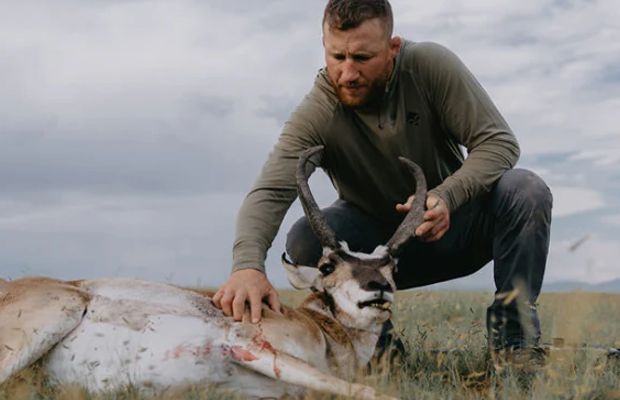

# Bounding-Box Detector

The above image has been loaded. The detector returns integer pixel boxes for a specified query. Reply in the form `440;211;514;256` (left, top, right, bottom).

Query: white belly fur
43;279;291;398
46;314;233;391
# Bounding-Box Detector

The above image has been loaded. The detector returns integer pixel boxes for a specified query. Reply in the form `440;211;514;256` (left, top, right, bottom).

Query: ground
2;290;620;400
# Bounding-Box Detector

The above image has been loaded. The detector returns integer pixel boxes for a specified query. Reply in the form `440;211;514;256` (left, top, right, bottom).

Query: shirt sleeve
231;92;327;274
413;42;520;212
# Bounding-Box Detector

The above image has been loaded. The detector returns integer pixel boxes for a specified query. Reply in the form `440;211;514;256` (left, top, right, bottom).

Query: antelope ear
281;253;324;291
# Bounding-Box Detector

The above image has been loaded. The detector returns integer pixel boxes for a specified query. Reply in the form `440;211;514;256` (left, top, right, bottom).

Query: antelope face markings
320;245;396;330
294;145;426;333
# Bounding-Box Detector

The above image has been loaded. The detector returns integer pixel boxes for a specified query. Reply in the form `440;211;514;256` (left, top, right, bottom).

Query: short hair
322;0;394;38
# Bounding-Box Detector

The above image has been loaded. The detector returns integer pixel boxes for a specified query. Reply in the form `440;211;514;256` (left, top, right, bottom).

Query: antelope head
283;145;427;331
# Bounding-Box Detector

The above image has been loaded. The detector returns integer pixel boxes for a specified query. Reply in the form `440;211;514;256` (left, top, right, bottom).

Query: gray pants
286;169;553;350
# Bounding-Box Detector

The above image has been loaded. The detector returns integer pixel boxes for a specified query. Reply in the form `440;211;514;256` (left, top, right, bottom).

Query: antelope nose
366;279;392;293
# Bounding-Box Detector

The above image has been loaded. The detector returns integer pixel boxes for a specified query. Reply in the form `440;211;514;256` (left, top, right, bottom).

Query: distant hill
542;279;620;293
417;277;620;294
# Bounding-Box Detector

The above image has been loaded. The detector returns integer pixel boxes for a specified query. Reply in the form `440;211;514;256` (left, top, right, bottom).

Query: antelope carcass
0;146;427;400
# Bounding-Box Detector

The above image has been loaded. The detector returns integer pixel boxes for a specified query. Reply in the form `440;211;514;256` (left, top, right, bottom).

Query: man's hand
396;192;450;242
212;269;282;323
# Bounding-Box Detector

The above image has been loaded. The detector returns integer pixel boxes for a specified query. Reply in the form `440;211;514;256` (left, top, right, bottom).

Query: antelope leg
0;278;88;384
228;342;401;400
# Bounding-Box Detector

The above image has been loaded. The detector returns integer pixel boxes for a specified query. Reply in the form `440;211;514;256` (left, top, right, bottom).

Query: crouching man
213;0;553;370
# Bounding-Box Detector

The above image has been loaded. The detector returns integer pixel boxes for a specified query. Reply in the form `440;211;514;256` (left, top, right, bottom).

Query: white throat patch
330;281;389;331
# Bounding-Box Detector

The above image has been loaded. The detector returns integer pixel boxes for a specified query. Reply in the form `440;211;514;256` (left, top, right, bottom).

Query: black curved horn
296;146;339;250
386;157;428;256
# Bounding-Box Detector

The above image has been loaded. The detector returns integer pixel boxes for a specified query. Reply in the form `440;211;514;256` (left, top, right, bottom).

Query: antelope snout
365;278;392;294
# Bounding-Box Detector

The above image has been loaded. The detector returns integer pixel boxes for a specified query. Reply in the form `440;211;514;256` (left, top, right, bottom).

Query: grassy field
2;289;620;400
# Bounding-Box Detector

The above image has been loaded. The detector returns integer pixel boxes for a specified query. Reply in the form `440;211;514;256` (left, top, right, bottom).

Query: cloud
547;237;620;284
570;150;620;167
0;0;618;289
0;192;243;285
550;187;606;218
606;215;620;227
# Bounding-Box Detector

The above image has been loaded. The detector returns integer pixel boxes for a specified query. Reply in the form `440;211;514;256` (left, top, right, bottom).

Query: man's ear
281;253;324;291
390;36;402;58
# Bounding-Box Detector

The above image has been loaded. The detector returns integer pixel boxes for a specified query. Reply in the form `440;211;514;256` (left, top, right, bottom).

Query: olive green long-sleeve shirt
232;40;520;273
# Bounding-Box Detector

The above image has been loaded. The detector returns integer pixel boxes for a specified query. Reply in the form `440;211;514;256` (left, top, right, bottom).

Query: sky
0;0;619;291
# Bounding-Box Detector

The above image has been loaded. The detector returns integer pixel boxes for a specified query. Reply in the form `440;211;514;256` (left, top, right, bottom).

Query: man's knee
285;216;322;267
493;169;553;213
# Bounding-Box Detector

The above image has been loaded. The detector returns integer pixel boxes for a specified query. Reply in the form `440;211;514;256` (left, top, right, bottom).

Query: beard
330;68;391;110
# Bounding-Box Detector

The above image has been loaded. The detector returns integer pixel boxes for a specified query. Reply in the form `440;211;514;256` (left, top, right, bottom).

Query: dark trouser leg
395;169;552;351
486;169;553;350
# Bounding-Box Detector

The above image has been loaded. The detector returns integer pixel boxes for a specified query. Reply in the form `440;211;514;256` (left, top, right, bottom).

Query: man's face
323;18;401;109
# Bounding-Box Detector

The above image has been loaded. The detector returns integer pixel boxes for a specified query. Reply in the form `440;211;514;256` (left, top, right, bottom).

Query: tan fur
184;287;335;363
0;277;89;383
298;293;354;350
186;285;358;369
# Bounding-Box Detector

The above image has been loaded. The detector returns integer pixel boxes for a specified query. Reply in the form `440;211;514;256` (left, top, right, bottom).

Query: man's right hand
212;269;282;324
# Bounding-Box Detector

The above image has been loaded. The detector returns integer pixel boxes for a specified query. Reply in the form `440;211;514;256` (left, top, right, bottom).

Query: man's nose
341;59;360;82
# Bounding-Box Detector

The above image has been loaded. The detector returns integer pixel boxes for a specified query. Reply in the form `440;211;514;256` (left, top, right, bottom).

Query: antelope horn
296;146;339;250
386;157;428;256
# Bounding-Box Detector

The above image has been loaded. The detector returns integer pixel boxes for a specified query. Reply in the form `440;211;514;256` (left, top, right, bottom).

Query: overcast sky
0;0;619;290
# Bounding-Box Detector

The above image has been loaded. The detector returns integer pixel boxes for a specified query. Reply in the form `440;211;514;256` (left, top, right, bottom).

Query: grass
3;290;620;399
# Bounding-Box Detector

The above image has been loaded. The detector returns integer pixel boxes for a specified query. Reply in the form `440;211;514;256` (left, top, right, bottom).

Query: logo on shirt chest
407;112;420;126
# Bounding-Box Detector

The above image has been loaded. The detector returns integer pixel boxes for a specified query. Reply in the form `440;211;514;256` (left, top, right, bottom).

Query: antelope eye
319;263;335;276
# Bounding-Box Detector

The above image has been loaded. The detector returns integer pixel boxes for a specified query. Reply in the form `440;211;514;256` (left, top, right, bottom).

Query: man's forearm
429;132;520;212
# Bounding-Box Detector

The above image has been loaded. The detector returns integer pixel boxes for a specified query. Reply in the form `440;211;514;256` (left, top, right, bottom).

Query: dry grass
2;290;620;399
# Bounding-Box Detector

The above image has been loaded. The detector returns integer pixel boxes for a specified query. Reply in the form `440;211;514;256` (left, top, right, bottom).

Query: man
213;0;553;367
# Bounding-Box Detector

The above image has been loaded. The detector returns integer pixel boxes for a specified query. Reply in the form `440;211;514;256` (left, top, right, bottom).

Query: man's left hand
415;193;450;242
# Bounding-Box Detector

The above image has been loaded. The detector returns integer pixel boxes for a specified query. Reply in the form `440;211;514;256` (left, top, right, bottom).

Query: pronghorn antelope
0;146;427;400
